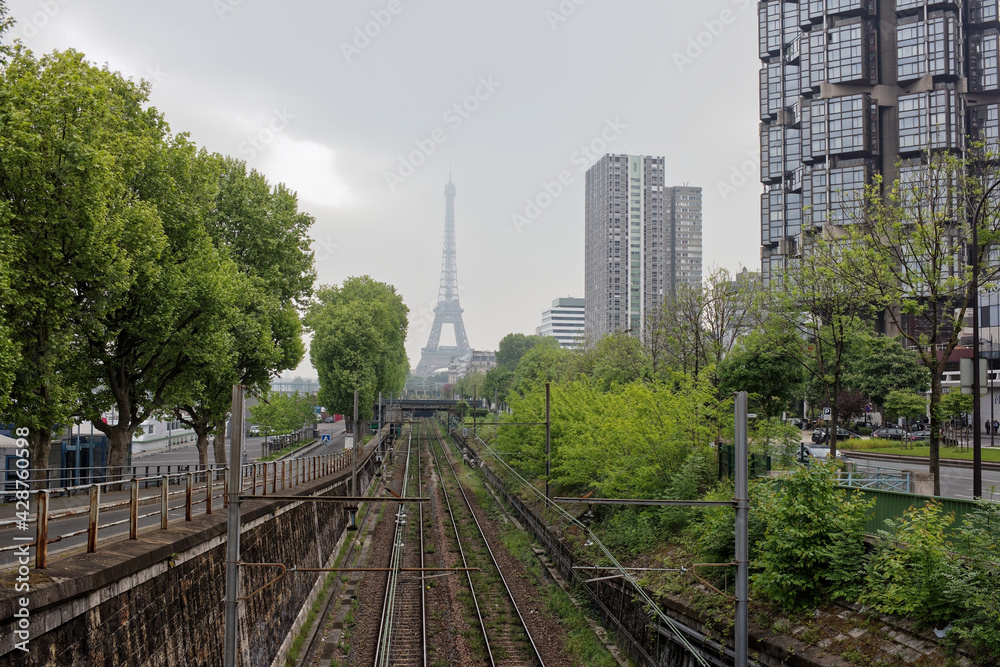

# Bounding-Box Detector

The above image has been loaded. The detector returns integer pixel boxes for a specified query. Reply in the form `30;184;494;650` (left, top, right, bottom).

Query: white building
536;297;585;349
585;154;702;339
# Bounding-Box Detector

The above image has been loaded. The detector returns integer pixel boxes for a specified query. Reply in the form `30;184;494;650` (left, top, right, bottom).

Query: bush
751;462;872;609
861;500;957;626
658;448;717;533
946;500;1000;662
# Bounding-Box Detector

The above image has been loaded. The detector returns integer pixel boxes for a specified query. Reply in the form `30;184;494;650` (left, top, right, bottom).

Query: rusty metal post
272;462;276;494
161;476;169;529
130;479;139;539
223;469;229;508
206;470;213;515
88;485;100;552
185;472;193;522
312;456;316;480
35;490;49;569
251;463;257;496
262;463;268;497
281;461;285;491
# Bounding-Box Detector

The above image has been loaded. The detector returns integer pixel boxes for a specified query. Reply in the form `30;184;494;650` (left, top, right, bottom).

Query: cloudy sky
6;0;761;375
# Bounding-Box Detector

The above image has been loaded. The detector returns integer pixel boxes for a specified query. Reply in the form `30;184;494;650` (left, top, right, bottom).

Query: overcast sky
7;0;761;376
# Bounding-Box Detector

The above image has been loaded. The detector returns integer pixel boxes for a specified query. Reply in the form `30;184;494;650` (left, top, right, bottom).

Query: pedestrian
987;420;991;435
994;419;998;434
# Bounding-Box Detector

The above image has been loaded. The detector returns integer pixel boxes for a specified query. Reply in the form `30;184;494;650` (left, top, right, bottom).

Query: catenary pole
224;385;245;667
734;391;749;667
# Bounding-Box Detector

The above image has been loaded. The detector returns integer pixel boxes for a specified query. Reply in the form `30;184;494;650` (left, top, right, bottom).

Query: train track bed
333;420;582;666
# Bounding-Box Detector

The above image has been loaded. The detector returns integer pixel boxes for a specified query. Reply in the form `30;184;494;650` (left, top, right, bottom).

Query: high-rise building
584;154;702;340
758;0;998;282
536;297;586;349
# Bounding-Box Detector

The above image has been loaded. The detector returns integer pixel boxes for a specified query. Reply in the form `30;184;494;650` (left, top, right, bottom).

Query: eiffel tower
415;175;472;376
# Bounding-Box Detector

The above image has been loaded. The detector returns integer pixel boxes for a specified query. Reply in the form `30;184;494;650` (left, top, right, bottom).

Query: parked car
787;417;810;429
907;428;934;441
799;444;852;464
872;427;906;440
811;427;860;444
324;416;334;423
248;425;260;437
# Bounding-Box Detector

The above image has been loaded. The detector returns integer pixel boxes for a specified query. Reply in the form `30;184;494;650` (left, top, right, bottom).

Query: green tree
482;366;514;406
717;328;802;420
882;389;927;424
511;338;573;392
0;48;182;477
939;389;974;423
170;157;313;465
249;391;315;442
308;276;409;430
575;331;649;389
495;333;551;371
841;331;929;408
843;149;1000;494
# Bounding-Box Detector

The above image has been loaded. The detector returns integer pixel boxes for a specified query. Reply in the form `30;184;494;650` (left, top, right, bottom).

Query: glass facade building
758;0;998;282
585;154;702;340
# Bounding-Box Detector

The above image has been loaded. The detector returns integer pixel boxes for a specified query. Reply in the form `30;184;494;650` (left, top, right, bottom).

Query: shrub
861;500;957;626
751;462;872;609
946;500;1000;662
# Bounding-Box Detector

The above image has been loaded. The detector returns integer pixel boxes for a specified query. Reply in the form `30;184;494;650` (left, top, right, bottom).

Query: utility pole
352;390;359;497
224;385;245;667
545;383;551;501
377;391;382;459
735;391;749;667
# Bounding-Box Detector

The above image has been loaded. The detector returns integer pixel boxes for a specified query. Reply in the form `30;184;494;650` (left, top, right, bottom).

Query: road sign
344;435;354;450
370;422;378;433
865;404;872;413
321;434;331;444
822;407;832;418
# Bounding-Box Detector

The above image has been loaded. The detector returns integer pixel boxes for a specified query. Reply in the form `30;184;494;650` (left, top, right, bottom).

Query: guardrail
1;452;352;569
837;468;911;493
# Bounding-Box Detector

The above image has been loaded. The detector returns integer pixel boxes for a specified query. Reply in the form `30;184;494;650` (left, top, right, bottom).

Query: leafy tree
482;366;514;406
0;48;182;478
309;276;409;431
752;462;873;609
575;331;649;389
702;266;763;363
717;328;802;420
843;149;1000;494
765;236;872;459
510;338;573;392
248;391;315;441
841;331;929;408
495;333;551;371
452;371;486;401
947;499;1000;661
170;157;312;465
882;389;927;424
940;389;974;423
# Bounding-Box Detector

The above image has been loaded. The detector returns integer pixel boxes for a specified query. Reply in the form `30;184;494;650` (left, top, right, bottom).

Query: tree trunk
929;374;942;496
212;420;227;466
28;429;51;491
193;422;211;467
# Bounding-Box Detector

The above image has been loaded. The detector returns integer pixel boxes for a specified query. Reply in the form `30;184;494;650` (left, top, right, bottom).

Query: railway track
374;426;427;666
427;421;545;667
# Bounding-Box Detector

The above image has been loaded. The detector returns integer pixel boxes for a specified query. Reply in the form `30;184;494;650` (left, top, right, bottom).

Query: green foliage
861;501;957;625
510;340;574;392
656;448;717;533
452;371;485;400
495;333;552;371
308;276;409;421
575;332;649;390
947;499;1000;661
693;479;770;569
752;463;873;609
482;366;513;404
842;332;929;406
593;506;661;560
249;391;315;437
939;389;974;420
750;419;802;469
883;389;927;422
718;329;803;420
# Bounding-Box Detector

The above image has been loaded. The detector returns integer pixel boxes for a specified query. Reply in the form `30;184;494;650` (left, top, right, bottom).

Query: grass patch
843;442;1000;461
284;571;336;666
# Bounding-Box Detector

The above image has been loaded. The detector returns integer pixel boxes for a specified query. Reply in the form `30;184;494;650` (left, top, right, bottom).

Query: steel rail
433;422;545;667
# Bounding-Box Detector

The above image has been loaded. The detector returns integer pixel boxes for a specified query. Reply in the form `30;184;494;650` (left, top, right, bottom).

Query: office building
536;297;586;349
585;154;702;340
758;0;998;282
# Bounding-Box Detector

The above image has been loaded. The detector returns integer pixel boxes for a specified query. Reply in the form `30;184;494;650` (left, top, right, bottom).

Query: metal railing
837;468;911;493
0;451;352;569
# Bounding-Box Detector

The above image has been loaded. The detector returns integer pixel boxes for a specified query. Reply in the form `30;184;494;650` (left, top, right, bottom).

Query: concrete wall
0;445;382;666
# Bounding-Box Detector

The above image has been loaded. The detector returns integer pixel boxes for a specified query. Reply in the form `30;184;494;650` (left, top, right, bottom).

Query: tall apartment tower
585;154;703;340
758;0;999;282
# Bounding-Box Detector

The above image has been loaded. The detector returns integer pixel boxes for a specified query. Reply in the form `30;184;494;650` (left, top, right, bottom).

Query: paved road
847;456;1000;501
0;421;352;569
